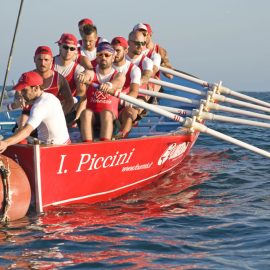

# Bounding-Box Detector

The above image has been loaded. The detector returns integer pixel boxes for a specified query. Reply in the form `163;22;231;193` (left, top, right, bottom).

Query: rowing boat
2;63;270;223
0;72;208;221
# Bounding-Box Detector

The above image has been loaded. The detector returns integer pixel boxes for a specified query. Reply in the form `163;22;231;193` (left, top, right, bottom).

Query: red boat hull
4;131;198;212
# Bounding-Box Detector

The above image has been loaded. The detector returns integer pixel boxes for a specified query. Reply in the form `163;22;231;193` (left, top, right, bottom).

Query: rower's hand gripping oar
113;91;270;158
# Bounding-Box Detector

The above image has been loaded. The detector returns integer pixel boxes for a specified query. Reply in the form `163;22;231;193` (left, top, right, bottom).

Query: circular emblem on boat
158;143;177;165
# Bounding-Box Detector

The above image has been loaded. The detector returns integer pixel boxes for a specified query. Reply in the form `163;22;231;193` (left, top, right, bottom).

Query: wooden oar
211;92;270;113
184;118;270;158
214;84;270;109
158;102;270;122
204;101;270;121
159;66;209;87
148;78;206;96
139;88;270;117
193;110;270;129
113;91;270;158
0;0;25;108
138;89;200;106
149;78;270;115
159;66;270;108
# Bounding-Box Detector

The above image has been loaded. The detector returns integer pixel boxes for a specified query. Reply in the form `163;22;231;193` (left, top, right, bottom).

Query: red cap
14;71;43;91
111;36;128;48
133;23;148;32
34;46;53;57
78;18;94;26
143;23;152;35
56;33;78;46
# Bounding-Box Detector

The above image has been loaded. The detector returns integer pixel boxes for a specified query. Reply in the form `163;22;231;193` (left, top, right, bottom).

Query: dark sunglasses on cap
130;40;146;47
97;52;112;58
62;44;77;51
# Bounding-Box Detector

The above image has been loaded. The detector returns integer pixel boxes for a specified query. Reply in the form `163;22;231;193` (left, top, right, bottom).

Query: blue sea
0;86;270;269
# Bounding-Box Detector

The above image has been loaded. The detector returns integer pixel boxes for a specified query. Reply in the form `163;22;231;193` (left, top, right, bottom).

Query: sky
0;0;269;92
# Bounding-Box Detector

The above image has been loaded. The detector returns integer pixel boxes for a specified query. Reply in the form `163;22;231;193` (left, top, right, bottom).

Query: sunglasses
97;53;112;58
62;45;76;51
130;40;146;47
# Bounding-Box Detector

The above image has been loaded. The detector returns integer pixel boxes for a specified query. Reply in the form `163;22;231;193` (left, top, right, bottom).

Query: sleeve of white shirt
27;104;47;130
142;57;154;72
130;65;141;85
151;52;161;69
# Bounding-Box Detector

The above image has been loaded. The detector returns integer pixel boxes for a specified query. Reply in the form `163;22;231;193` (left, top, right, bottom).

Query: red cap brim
13;82;27;91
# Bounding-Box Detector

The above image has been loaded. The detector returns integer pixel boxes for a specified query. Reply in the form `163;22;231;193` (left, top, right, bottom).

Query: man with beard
0;71;70;153
12;46;74;135
126;30;154;120
111;36;141;139
126;31;153;90
133;23;173;79
34;46;74;114
78;42;125;142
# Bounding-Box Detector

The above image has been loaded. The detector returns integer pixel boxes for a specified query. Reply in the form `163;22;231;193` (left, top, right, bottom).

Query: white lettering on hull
56;148;135;174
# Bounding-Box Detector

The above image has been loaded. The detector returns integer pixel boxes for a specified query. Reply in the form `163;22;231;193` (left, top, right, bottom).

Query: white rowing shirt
53;56;84;78
113;60;141;85
80;47;96;61
126;54;153;72
143;49;161;69
27;92;70;144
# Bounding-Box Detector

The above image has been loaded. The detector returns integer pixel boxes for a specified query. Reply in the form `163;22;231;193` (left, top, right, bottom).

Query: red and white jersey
113;60;141;94
86;66;120;118
126;54;153;73
143;48;161;69
53;55;84;96
43;70;60;97
78;46;96;61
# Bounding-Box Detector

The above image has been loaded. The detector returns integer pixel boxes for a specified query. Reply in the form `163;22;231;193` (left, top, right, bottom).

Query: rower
126;31;153;95
0;71;70;153
53;33;90;123
10;46;75;135
78;18;107;47
133;23;174;79
78;42;125;142
111;36;141;139
77;19;108;69
126;30;154;119
133;23;161;79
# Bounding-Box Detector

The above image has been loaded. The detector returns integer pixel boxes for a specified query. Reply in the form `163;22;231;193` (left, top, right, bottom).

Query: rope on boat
0;157;11;223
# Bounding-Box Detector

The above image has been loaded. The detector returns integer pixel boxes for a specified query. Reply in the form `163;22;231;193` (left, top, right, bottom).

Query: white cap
133;23;147;32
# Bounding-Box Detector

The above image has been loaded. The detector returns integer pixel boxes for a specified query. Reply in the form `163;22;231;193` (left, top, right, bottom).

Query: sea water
0;91;269;269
